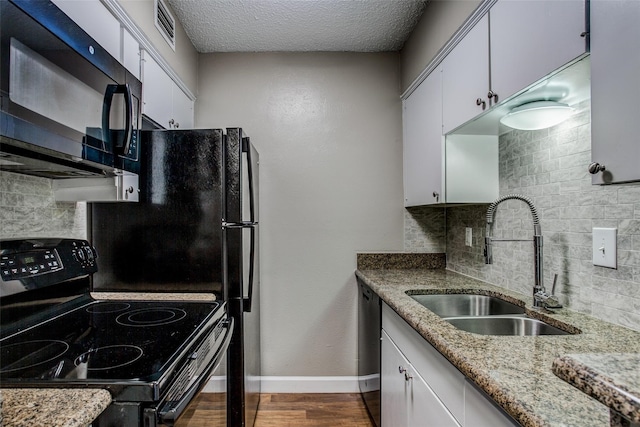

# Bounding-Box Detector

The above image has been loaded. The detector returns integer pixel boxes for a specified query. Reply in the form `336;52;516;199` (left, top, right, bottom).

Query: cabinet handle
432;192;439;202
487;90;498;101
476;98;486;109
588;162;606;174
398;366;406;374
404;371;413;381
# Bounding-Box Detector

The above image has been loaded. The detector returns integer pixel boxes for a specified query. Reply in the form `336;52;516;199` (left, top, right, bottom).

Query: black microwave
0;0;142;200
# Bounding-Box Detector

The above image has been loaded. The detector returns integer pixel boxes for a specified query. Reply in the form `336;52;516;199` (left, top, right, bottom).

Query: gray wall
0;171;86;240
409;100;640;332
195;52;405;377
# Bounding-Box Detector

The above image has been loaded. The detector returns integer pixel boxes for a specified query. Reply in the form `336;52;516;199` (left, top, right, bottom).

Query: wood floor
177;393;375;427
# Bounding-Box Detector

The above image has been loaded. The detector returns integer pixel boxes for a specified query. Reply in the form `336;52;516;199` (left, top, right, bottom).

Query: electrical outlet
465;227;473;247
592;227;617;268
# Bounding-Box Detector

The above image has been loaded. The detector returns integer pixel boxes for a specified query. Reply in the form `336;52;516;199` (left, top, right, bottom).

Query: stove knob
84;246;95;261
76;249;86;262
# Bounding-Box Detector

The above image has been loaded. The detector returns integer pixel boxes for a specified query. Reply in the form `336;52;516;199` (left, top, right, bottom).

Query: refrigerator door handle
221;222;257;312
222;221;258;229
242;137;256;224
244;225;256;312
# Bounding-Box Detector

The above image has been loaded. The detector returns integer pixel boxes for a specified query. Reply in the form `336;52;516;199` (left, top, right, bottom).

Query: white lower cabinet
382;303;518;427
382;330;460;426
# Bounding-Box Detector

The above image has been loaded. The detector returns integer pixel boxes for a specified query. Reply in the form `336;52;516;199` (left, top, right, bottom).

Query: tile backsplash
0;171;86;239
407;100;640;332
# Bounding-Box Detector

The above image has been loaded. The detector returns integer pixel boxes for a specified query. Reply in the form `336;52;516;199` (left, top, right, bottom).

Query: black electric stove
0;238;231;426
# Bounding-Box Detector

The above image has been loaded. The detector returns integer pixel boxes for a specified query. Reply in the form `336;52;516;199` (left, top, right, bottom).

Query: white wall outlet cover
592;227;617;269
465;227;473;247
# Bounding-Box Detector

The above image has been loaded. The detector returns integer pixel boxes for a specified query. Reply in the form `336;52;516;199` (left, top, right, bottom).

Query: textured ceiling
166;0;428;53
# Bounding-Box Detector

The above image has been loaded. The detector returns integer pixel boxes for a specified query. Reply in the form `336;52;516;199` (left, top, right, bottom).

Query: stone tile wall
443;100;640;332
404;205;446;252
0;171;86;239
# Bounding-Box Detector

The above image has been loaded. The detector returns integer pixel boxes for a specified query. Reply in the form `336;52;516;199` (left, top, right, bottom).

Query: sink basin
409;293;525;317
445;316;571;336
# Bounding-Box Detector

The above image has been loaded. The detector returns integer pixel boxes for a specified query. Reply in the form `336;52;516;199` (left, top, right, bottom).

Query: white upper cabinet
489;0;587;104
51;0;121;61
404;66;498;206
441;0;587;134
442;15;489;135
142;52;194;129
122;28;141;80
590;0;640;184
142;53;173;128
403;68;443;207
172;84;195;129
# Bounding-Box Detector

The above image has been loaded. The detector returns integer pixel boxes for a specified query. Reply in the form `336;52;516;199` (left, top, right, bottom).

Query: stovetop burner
86;302;130;314
0;340;69;373
75;345;144;370
0;299;221;382
116;307;187;327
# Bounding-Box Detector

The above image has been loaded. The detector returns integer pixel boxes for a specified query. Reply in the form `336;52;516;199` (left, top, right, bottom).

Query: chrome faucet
484;194;561;309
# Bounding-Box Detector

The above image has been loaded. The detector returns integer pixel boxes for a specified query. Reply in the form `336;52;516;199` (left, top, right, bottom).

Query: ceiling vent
154;0;176;51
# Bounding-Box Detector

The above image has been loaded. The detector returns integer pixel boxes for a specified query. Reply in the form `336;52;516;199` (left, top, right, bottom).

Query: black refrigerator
89;127;260;427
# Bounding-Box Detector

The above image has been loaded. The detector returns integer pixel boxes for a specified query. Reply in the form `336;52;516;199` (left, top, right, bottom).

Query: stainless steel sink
445;316;571;336
408;293;573;336
409;293;525;317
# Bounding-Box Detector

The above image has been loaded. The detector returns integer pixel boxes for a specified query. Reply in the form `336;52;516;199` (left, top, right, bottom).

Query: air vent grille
154;0;176;51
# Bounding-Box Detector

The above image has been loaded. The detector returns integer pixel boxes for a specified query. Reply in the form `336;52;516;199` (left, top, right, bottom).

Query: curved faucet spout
483;194;545;307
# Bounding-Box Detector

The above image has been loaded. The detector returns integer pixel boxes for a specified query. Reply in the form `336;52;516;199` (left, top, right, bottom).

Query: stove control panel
0;239;98;283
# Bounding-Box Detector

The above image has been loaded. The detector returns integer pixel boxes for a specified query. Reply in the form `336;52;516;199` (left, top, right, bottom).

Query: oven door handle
156;317;234;426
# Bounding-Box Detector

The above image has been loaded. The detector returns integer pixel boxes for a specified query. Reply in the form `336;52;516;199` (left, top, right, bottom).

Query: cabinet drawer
382;303;465;423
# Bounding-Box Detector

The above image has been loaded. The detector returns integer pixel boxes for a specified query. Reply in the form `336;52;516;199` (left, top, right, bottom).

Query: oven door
148;317;233;427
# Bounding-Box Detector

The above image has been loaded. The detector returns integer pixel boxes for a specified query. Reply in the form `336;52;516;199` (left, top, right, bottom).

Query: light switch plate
592;227;617;269
465;227;472;247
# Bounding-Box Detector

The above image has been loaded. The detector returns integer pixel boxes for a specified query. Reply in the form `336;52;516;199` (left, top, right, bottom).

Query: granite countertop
0;388;111;427
90;292;216;301
552;353;640;424
1;292;216;427
356;267;640;427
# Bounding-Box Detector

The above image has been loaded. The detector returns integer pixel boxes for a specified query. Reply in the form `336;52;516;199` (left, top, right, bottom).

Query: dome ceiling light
500;100;575;131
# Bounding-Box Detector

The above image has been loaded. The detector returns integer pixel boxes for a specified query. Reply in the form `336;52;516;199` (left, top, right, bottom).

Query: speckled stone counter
0;388;111;427
552;354;640;426
90;292;216;301
356;268;640;427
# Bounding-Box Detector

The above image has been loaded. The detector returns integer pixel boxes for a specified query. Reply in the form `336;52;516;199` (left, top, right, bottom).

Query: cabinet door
490;0;587;103
123;28;140;80
590;0;640;184
408;366;461;427
442;14;489;134
51;0;121;61
142;53;173;129
172;84;195;129
382;331;409;427
382;304;465;423
403;69;443;206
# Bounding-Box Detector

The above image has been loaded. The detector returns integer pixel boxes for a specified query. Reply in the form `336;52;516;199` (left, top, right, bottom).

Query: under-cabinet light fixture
500;101;575;130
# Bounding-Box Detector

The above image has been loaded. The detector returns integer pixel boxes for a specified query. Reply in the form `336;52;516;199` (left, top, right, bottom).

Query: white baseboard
203;376;360;394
